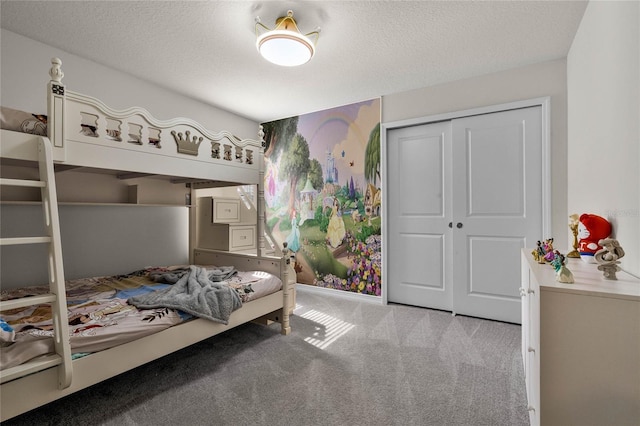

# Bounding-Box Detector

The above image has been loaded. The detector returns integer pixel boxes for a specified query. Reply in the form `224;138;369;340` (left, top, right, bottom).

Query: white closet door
387;121;453;311
451;106;543;323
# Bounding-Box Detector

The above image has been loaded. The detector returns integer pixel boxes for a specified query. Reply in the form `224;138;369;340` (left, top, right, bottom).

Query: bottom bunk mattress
0;265;282;370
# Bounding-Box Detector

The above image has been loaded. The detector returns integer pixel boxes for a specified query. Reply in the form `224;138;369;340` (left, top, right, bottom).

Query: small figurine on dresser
550;250;575;283
532;240;544;263
543;238;556;262
532;238;555;263
594;238;625;280
578;214;611;263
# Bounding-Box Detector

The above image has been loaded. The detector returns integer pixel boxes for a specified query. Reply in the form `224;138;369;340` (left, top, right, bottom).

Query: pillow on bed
0;106;47;136
80;124;98;137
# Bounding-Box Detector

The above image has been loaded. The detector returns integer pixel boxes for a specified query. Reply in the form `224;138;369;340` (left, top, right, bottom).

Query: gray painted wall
1;204;189;288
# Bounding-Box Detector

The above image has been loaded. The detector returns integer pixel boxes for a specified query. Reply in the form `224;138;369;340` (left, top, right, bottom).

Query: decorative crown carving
172;130;203;156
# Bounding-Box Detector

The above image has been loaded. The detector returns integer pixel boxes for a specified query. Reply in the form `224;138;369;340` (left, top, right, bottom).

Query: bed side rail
0;137;72;388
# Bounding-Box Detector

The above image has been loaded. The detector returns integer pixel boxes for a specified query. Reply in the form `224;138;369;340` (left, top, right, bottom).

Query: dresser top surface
523;249;640;300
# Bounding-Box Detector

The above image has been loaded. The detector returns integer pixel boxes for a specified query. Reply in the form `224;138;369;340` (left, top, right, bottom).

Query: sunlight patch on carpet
299;308;355;350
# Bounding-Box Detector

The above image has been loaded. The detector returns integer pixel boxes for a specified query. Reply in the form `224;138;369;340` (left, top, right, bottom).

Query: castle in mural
262;99;381;296
325;149;339;185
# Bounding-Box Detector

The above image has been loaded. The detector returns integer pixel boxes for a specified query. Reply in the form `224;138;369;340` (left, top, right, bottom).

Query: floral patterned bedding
0;266;282;370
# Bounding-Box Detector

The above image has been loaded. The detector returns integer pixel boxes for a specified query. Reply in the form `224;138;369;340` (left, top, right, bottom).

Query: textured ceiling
0;1;587;123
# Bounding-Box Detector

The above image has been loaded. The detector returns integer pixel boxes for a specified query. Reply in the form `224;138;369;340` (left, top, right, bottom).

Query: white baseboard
295;283;383;305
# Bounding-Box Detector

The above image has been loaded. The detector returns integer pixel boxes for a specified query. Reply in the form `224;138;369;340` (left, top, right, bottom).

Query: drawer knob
528;346;536;353
527;405;536;412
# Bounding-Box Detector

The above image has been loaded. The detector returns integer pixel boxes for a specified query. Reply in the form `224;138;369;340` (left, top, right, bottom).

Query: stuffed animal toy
578;213;611;263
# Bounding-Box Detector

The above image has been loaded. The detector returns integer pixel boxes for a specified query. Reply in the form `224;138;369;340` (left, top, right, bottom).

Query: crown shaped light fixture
255;10;320;67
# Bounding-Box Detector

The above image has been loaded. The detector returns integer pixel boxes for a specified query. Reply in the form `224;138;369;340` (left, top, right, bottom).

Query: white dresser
520;249;640;426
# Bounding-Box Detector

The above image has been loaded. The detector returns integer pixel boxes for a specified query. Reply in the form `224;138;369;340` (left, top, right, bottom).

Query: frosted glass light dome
257;30;315;67
255;10;319;67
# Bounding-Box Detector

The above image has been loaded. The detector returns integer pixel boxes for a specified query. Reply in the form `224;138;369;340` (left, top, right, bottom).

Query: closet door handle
456;222;463;229
448;222;453;228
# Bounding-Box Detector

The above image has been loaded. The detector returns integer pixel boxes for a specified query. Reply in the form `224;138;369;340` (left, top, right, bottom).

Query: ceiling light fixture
255;10;320;67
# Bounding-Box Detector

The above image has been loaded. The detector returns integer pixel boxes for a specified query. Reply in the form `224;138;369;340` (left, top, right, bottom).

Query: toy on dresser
594;238;625;280
531;242;575;283
550;250;575;283
532;238;555;264
578;214;611;263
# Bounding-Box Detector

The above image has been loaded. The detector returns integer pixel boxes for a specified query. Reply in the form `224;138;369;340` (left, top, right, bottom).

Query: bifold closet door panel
450;106;543;323
387;121;453;311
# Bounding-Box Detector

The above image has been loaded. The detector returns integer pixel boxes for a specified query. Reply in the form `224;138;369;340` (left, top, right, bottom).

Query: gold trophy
567;214;580;258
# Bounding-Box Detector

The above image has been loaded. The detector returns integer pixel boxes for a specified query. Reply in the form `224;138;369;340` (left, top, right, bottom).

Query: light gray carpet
3;288;529;426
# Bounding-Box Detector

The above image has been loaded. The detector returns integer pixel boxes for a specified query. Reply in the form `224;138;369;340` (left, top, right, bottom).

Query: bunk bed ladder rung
0;294;57;311
0;354;63;384
0;236;52;246
0;138;73;388
0;177;47;188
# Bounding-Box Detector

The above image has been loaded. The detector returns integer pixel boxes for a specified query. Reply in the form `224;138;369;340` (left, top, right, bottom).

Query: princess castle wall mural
262;98;381;296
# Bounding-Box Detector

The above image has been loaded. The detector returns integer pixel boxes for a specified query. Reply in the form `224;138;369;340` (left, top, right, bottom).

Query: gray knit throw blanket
128;266;242;324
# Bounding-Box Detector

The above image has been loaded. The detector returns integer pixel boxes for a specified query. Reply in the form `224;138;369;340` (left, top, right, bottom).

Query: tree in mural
364;122;381;185
307;158;324;191
262;116;299;161
279;133;310;214
349;176;356;200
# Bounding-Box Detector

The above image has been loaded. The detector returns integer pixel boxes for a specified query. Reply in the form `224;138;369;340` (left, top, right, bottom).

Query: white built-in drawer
229;226;255;251
212;198;240;223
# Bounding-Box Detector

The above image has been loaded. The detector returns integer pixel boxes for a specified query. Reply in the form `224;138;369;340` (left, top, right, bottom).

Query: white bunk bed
0;58;293;421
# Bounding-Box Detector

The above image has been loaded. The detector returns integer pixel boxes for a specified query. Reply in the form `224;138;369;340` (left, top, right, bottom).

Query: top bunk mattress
0;265;282;370
0;106;48;136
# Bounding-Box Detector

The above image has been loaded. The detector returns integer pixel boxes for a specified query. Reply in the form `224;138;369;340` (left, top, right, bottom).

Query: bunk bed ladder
0;137;72;388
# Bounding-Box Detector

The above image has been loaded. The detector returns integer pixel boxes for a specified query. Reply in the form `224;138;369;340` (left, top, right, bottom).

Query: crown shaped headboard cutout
172;130;203;156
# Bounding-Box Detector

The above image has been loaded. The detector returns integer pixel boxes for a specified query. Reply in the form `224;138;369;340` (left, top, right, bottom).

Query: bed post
280;242;291;335
257;125;266;258
47;58;66;162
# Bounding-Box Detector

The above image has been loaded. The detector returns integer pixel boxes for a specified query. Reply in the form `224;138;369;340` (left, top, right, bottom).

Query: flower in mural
314;232;381;296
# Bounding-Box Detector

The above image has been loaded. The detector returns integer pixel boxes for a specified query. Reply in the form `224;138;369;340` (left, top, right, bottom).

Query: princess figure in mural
285;209;301;253
263;164;277;208
327;197;346;248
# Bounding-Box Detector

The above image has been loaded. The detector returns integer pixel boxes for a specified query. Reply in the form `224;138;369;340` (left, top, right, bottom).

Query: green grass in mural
297;213;382;243
294;214;381;281
279;219;292;232
300;243;348;279
266;216;279;231
266;201;381;283
298;220;325;243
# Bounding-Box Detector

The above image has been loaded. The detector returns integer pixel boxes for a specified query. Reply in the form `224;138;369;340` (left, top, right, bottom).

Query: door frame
381;97;551;305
